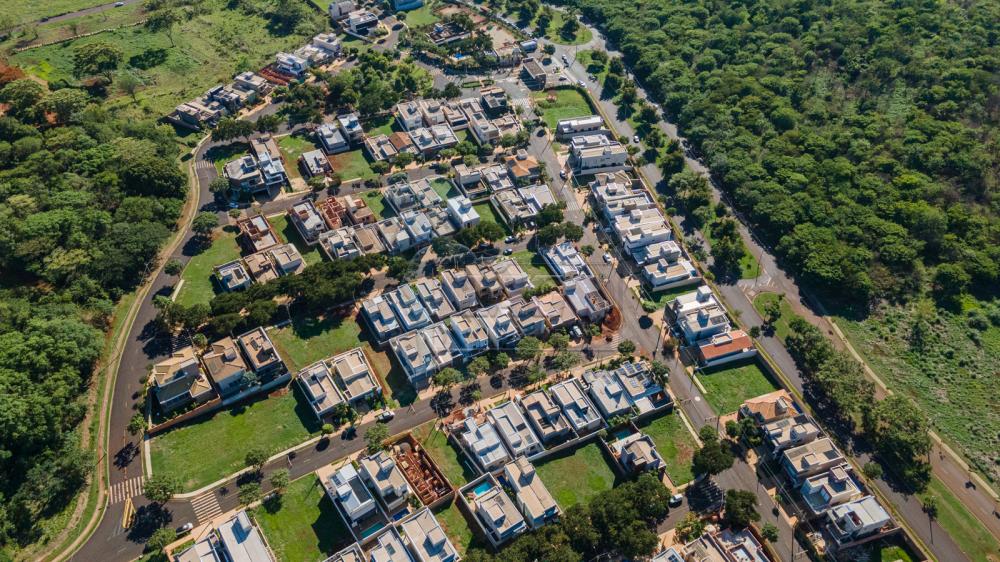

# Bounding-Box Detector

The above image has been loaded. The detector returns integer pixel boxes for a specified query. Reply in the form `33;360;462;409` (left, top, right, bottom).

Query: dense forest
0;75;186;550
558;0;999;306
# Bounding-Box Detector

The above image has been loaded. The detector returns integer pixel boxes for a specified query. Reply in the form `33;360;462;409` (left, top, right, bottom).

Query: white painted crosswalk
108;476;145;504
191;492;222;523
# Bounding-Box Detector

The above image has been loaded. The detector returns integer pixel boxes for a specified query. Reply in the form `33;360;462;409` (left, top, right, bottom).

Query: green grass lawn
174;227;242;307
268;214;324;266
330;149;377;181
697;359;779;415
752;292;796;341
868;542;915;562
402;1;442;27
206;143;250;176
535;442;619;509
431;177;460;199
924;476;1000;562
268;313;367;373
512;250;557;288
362;189;392;219
2;2;147;50
8;0;109;25
472;202;509;233
638;411;697;485
544;11;593;46
150;388;319;491
412;421;477;487
12;0;322;116
366;114;397;137
532;88;596;129
646;283;703;307
575;50;609;86
252;476;353;562
432;499;480;555
277;133;320;181
703;219;760;280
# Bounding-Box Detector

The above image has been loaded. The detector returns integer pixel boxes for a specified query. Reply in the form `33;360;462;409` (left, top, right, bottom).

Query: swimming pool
360;522;385;539
471;481;494;497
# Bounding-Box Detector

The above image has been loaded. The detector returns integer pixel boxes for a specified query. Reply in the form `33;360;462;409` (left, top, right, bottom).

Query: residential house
237;215;279;254
520;58;547;89
481;164;515;193
331;348;381;404
781;438;846;485
389;331;435;388
491;258;533;297
519;390;571;445
446;196;480;228
363;294;402;344
464;474;527;547
676;302;730;345
386;285;433;333
612;208;671;255
696;330;757;368
569;135;628;175
739;389;796;425
466;264;503;303
556;115;606;139
202;337;249;398
364;134;399;162
325;544;364;562
489;402;543;458
399;508;458;562
390;132;418;157
318;123;350;154
533;291;577;333
604;192;657;223
329;0;356;20
518;184;556;215
244;251;278;283
424;206;456;238
632;240;681;267
175;510;275;562
469;112;500;146
408;124;458;156
504;151;541;185
171;98;226;131
338;113;365;143
344;10;379;36
318;196;347;230
268;243;305;276
684;529;769;562
563;276;610;322
324;464;377;525
491;189;530;226
825;496;891;546
480;86;508;115
448;309;489;358
762;414;821;458
643;258;699;292
583;368;632;419
275;52;309;77
369;528;414;562
400;210;433;246
216;260;252;292
298;361;346;420
311;32;343;58
289;200;327;245
386;180;442;214
151;347;215;413
414;278;456;321
376;217;414;254
440;269;479;311
454;164;487;197
418;99;447;126
503;457;559;529
233;71;268;95
224;155;264;193
360;451;410;513
588;171;635;209
427;21;471;45
613;360;664;414
343;194;376;225
611;432;664;474
476;301;521;348
541;241;591;281
801;464;862;516
549;379;603;435
353;224;386;255
460;418;511;473
250;135;281;160
419;322;459;374
320;227;362;260
509;297;547;338
300;148;332;178
395;101;424;131
237;327;284;378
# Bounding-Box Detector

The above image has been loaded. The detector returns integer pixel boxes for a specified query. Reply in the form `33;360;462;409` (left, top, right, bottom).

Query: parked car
669;494;684;507
177;522;194;534
559;169;567;179
589;74;597;81
577;80;586;87
376;410;395;422
504;235;516;243
570;325;583;340
114;1;125;6
603;252;613;264
632;135;640;144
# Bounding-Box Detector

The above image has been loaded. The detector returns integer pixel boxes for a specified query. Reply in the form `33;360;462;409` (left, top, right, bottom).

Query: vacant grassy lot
12;0;323;116
473;202;508;232
836;298;1000;485
535;441;618;508
277;133;319;180
412;421;477;487
9;0;108;25
2;2;147;50
252;476;353;562
431;177;459;199
366;114;397;137
268;213;324;266
752;292;796;341
698;360;778;415
544;10;593;46
150;388;318;491
638;411;697;486
268;313;366;373
361;189;391;219
512;250;556;288
402;1;442;27
330;150;377;181
532;88;594;130
207;143;250;175
174;227;242;307
432;499;480;555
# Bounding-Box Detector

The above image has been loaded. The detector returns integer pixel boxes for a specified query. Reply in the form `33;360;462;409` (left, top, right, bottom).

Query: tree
147;527;177;552
763;295;783;325
492;352;510;370
269;469;290;493
617;340;636;355
538;204;564;227
127;413;147;436
675;512;705;542
692;429;734;477
143;474;180;504
535;223;564;246
192;212;219;238
209;177;230;197
516;336;543;363
467;356;491;378
862;462;884;480
560;11;580;38
366;422;390;454
864;394;931;490
549;333;570;351
562;222;584;242
145;9;181;47
477;221;505;242
0;79;45;119
650;361;669;386
641;300;658;314
723;489;759;528
321;423;335;436
245;446;270;472
42;88;89;123
551;350;579;373
386;256;415;282
761;522;779;542
433;367;463;389
164;259;184;276
442;82;462;99
255;114;283;134
238;482;262;506
72;42;123;80
932;264;970;307
212;118;256;142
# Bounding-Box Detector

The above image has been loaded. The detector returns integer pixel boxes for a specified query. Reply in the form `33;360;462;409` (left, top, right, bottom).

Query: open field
366;114;397;137
412;421;477;487
532;87;594;130
268;313;366;373
12;0;322;116
277;133;319;180
330;150;377;181
638;411;697;485
150;388;318;491
544;10;592;46
703;220;760;280
8;0;110;25
534;441;618;508
697;360;779;415
431;177;459;199
512;250;556;288
402;1;442;28
2;2;147;50
361;189;391;219
174;227;241;307
924;475;1000;562
252;475;353;562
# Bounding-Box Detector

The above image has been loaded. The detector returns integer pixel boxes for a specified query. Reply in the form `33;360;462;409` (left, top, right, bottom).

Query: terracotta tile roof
697;329;753;361
742;388;795;422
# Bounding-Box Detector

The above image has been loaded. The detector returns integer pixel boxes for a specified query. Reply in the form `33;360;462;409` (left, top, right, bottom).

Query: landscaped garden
329;150;377;181
532;87;595;130
637;411;697;485
252;475;353;562
534;441;618;508
544;10;593;46
174;227;242;307
697;359;779;415
150;387;318;492
412;421;477;487
646;282;702;307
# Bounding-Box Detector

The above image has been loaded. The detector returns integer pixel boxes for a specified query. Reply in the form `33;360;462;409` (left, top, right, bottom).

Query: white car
632;135;640;144
376;410;395;423
577;80;586;87
603;253;613;264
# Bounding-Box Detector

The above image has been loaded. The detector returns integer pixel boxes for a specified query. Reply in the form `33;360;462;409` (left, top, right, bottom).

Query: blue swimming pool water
360;522;385;539
472;481;493;496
